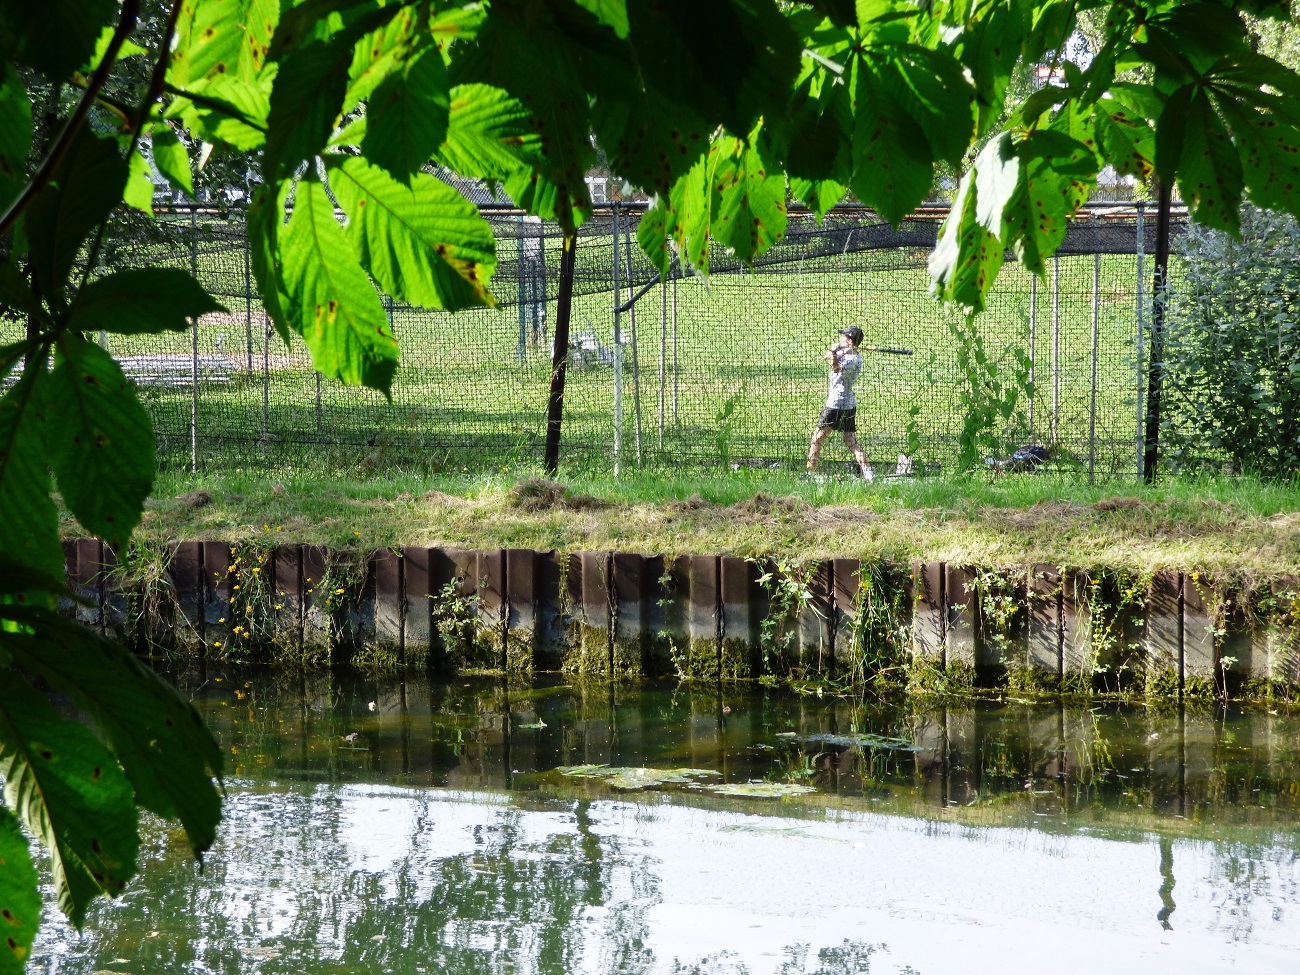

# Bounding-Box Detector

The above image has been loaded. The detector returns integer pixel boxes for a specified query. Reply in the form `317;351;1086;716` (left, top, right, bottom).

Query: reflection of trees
37;788;660;975
78;669;1299;972
671;940;887;975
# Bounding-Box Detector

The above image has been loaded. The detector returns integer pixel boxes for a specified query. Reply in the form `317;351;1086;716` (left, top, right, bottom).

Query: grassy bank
90;468;1300;578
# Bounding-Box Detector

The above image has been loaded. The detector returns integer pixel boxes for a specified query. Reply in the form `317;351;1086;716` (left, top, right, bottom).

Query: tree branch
0;0;142;236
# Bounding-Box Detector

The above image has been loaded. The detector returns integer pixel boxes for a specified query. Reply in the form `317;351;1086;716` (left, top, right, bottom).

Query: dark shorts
817;407;857;432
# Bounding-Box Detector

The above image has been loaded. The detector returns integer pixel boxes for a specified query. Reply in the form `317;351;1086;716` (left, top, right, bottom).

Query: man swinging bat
807;326;874;482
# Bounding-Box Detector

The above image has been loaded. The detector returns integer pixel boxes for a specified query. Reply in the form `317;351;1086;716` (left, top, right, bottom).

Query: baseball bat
860;346;913;355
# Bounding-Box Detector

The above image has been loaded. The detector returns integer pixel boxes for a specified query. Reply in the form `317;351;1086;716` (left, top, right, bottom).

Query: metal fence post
1028;274;1037;433
622;214;643;466
243;209;253;373
1088;248;1100;483
672;266;679;427
612;203;624;477
517;216;527;363
1135;201;1146;476
190;207;199;472
1051;252;1061;446
261;320;270;441
659;269;666;449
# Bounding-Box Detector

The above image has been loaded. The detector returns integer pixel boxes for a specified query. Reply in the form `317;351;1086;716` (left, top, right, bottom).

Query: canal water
34;672;1300;974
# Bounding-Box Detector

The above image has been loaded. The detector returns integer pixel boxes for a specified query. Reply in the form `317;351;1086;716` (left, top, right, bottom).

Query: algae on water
776;731;924;752
705;782;818;798
556;765;721;790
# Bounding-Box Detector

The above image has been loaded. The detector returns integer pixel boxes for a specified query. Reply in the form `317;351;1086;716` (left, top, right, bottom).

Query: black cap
839;326;864;345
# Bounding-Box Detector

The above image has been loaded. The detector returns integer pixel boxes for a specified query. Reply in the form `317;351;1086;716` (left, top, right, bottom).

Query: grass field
19;211;1159;479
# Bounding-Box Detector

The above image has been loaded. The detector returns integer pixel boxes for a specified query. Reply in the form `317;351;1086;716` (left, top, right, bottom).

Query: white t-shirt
825;349;862;409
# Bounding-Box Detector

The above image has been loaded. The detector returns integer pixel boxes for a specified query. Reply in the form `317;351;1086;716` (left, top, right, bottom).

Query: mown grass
98;467;1300;579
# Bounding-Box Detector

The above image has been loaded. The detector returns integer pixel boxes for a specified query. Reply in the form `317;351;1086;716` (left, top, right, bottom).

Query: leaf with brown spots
169;0;280;88
849;60;934;227
711;128;787;265
1176;89;1243;234
329;156;496;311
3;618;223;860
0;673;139;928
0;807;39;975
279;176;399;395
929;167;1003;315
46;335;153;551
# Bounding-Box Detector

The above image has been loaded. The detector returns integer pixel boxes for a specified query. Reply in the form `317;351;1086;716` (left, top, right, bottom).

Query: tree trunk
543;232;578;476
1142;181;1172;483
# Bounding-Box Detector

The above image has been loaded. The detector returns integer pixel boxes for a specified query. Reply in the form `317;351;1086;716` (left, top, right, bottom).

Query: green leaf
929;169;1003;314
70;269;226;335
123;150;155;216
47;335;154;550
264;4;403;180
789;177;846;219
247;179;294;345
280;177;399;394
343;2;424;112
328;157;495;311
590;67;711;197
0;265;38;319
23;130;128;303
150;128;194;197
668;147;716;274
4;617;223;858
169;0;279;88
711;133;787;264
263;39;351;181
572;0;629;37
0;359;59;580
437;83;546;180
1000;132;1087;275
0;806;39;974
972;131;1020;233
1095;97;1156;179
165;74;271;153
620;0;800;141
79;24;146;73
361;46;450;180
0;65;32;213
1178;90;1243;233
0;673;139;927
0;0;118;81
1225;102;1300;216
849;62;933;226
783;78;852;185
453;9;594;229
637;199;672;277
881;47;975;166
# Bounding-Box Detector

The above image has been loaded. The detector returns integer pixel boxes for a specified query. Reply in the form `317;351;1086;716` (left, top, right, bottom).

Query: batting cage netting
31;201;1189;479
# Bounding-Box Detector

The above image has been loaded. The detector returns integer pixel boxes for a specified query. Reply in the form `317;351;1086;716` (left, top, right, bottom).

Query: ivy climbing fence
35;201;1189;479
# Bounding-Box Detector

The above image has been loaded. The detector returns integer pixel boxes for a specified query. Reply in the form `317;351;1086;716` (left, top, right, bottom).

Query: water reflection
31;673;1300;975
186;672;1300;832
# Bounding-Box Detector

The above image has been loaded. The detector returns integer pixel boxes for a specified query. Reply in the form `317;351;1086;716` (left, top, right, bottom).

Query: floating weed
792;732;925;752
555;765;721;790
704;782;818;798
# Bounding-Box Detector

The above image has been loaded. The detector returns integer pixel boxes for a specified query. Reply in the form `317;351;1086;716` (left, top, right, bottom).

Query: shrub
1162;206;1300;477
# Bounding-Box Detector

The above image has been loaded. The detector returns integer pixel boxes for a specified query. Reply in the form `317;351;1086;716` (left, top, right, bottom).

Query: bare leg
807;426;832;470
843;432;871;477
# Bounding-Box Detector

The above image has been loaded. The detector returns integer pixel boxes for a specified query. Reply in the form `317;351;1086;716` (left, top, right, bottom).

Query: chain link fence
23;202;1190;478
